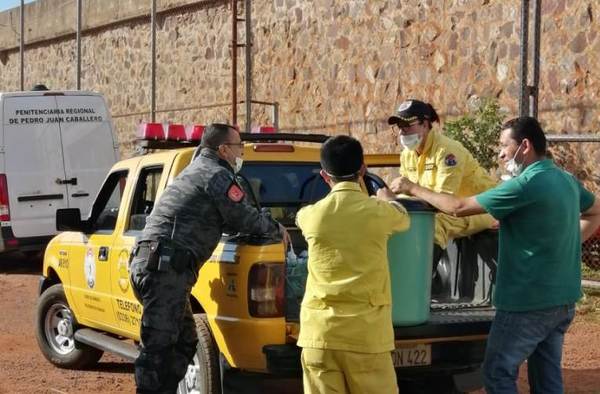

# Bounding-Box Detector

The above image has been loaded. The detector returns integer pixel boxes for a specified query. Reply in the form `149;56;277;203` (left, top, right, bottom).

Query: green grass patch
582;264;600;281
575;290;600;323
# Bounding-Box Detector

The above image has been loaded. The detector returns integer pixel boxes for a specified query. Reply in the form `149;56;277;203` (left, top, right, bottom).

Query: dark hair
424;103;440;123
201;123;237;150
501;116;546;155
418;103;440;130
320;135;364;182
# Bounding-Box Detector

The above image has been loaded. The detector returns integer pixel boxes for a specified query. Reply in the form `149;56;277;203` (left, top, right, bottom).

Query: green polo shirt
475;159;595;311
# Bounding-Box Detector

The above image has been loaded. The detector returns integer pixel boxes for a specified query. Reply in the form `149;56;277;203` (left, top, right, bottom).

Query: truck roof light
188;125;205;142
253;144;294;152
251;125;277;134
166;124;186;141
138;123;165;140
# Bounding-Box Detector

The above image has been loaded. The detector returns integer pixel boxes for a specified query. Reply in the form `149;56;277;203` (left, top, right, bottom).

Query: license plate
392;344;431;367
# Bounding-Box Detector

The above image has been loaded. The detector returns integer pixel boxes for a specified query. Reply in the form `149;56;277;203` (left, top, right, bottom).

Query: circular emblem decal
118;249;130;292
84;248;96;289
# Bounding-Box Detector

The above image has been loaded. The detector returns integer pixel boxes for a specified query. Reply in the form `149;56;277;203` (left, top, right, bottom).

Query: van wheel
35;284;103;369
178;314;221;394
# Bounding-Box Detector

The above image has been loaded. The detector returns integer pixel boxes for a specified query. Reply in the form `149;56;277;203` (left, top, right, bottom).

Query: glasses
222;142;244;148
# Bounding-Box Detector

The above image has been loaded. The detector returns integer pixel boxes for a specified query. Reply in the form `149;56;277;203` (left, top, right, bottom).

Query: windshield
239;163;329;205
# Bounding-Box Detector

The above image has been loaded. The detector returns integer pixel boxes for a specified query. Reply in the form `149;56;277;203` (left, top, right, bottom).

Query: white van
0;89;119;255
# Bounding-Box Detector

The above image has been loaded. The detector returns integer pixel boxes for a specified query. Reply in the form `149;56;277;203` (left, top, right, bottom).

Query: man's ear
522;138;533;155
358;164;367;177
216;144;227;160
319;169;333;188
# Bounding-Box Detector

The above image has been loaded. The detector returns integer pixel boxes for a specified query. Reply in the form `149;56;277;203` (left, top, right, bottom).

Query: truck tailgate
394;306;495;340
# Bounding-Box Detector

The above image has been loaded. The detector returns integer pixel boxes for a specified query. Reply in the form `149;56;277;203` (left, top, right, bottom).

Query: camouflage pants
130;253;199;394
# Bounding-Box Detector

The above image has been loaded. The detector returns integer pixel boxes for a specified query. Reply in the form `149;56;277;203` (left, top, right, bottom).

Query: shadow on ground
0;251;43;275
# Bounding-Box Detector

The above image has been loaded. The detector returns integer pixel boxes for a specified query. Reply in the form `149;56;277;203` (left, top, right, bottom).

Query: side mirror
56;208;87;232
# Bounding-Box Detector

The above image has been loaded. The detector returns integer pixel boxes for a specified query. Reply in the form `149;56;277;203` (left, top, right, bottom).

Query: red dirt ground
0;256;598;393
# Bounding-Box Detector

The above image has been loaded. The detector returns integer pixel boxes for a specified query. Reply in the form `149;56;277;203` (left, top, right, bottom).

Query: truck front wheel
35;284;103;369
178;314;221;394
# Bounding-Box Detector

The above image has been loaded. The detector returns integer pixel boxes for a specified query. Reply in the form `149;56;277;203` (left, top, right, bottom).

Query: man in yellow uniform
296;135;410;394
388;99;497;299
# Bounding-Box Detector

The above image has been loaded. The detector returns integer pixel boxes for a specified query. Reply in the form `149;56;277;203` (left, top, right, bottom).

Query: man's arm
209;170;284;240
581;196;600;242
391;177;486;217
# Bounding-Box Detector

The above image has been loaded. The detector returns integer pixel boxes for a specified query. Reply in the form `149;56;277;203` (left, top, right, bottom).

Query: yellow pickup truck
35;133;494;394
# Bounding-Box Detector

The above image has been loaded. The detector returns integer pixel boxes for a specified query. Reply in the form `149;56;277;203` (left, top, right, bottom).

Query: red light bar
138;123;165;140
166;124;186;141
251;125;277;134
253;144;294;152
189;125;205;142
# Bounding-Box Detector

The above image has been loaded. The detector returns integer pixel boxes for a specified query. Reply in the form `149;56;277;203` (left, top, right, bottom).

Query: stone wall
0;0;598;189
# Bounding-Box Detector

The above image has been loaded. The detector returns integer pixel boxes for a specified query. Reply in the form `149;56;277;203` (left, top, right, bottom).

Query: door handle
98;246;109;261
56;177;78;186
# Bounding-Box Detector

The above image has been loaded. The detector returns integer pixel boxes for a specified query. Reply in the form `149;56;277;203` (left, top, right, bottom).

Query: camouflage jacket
141;148;282;262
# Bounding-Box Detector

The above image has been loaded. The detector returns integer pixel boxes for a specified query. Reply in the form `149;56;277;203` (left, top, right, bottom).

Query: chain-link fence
583;230;600;271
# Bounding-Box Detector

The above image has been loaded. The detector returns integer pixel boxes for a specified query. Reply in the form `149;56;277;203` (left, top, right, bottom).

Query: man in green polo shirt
391;116;600;393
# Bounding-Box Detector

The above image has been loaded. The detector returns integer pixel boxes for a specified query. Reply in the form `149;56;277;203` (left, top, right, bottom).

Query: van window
127;166;163;232
89;171;128;233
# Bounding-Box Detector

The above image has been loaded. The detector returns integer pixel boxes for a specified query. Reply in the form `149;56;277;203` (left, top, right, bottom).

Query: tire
35;284;103;369
177;314;221;394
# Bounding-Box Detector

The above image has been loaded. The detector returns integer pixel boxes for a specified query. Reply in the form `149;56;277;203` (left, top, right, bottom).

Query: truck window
127;166;164;232
239;163;329;225
90;171;128;233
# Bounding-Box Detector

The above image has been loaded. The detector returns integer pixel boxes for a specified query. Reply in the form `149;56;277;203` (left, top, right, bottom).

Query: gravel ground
1;255;598;393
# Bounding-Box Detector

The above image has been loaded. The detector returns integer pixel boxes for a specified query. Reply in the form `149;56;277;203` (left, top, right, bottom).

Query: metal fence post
20;0;24;91
76;0;82;90
519;0;530;117
244;0;252;132
151;0;157;123
530;0;542;118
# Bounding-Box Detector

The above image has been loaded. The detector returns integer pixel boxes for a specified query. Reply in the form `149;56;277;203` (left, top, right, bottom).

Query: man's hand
376;187;397;202
279;223;291;251
390;176;416;195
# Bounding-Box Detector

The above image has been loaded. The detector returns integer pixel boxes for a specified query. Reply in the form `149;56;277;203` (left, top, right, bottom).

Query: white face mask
400;133;422;150
504;143;524;178
234;156;244;173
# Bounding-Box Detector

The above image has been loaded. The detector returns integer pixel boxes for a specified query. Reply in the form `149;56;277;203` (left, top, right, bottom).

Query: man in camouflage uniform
129;123;286;394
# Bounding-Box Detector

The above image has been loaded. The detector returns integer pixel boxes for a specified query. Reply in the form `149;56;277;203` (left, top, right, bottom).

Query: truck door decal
117;249;130;292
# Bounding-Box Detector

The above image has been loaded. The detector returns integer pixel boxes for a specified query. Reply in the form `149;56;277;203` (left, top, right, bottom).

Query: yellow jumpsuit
400;130;497;247
296;181;410;394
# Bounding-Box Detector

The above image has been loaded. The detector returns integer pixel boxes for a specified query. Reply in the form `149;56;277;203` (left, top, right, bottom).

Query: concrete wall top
0;0;213;51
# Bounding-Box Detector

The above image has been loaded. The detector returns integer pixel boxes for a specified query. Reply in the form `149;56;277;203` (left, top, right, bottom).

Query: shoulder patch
226;183;245;203
444;153;458;167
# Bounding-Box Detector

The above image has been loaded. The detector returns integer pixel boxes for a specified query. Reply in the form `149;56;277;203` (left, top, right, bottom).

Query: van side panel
55;96;118;217
2;96;69;238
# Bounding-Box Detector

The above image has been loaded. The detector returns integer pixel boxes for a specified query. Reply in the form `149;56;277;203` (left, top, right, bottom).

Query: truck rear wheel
177;314;221;394
35;284;103;369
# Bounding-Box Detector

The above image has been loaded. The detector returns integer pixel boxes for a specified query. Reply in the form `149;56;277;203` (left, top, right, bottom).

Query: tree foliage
442;99;504;171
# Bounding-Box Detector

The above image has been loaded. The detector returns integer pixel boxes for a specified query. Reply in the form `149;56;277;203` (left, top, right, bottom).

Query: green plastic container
387;198;436;326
